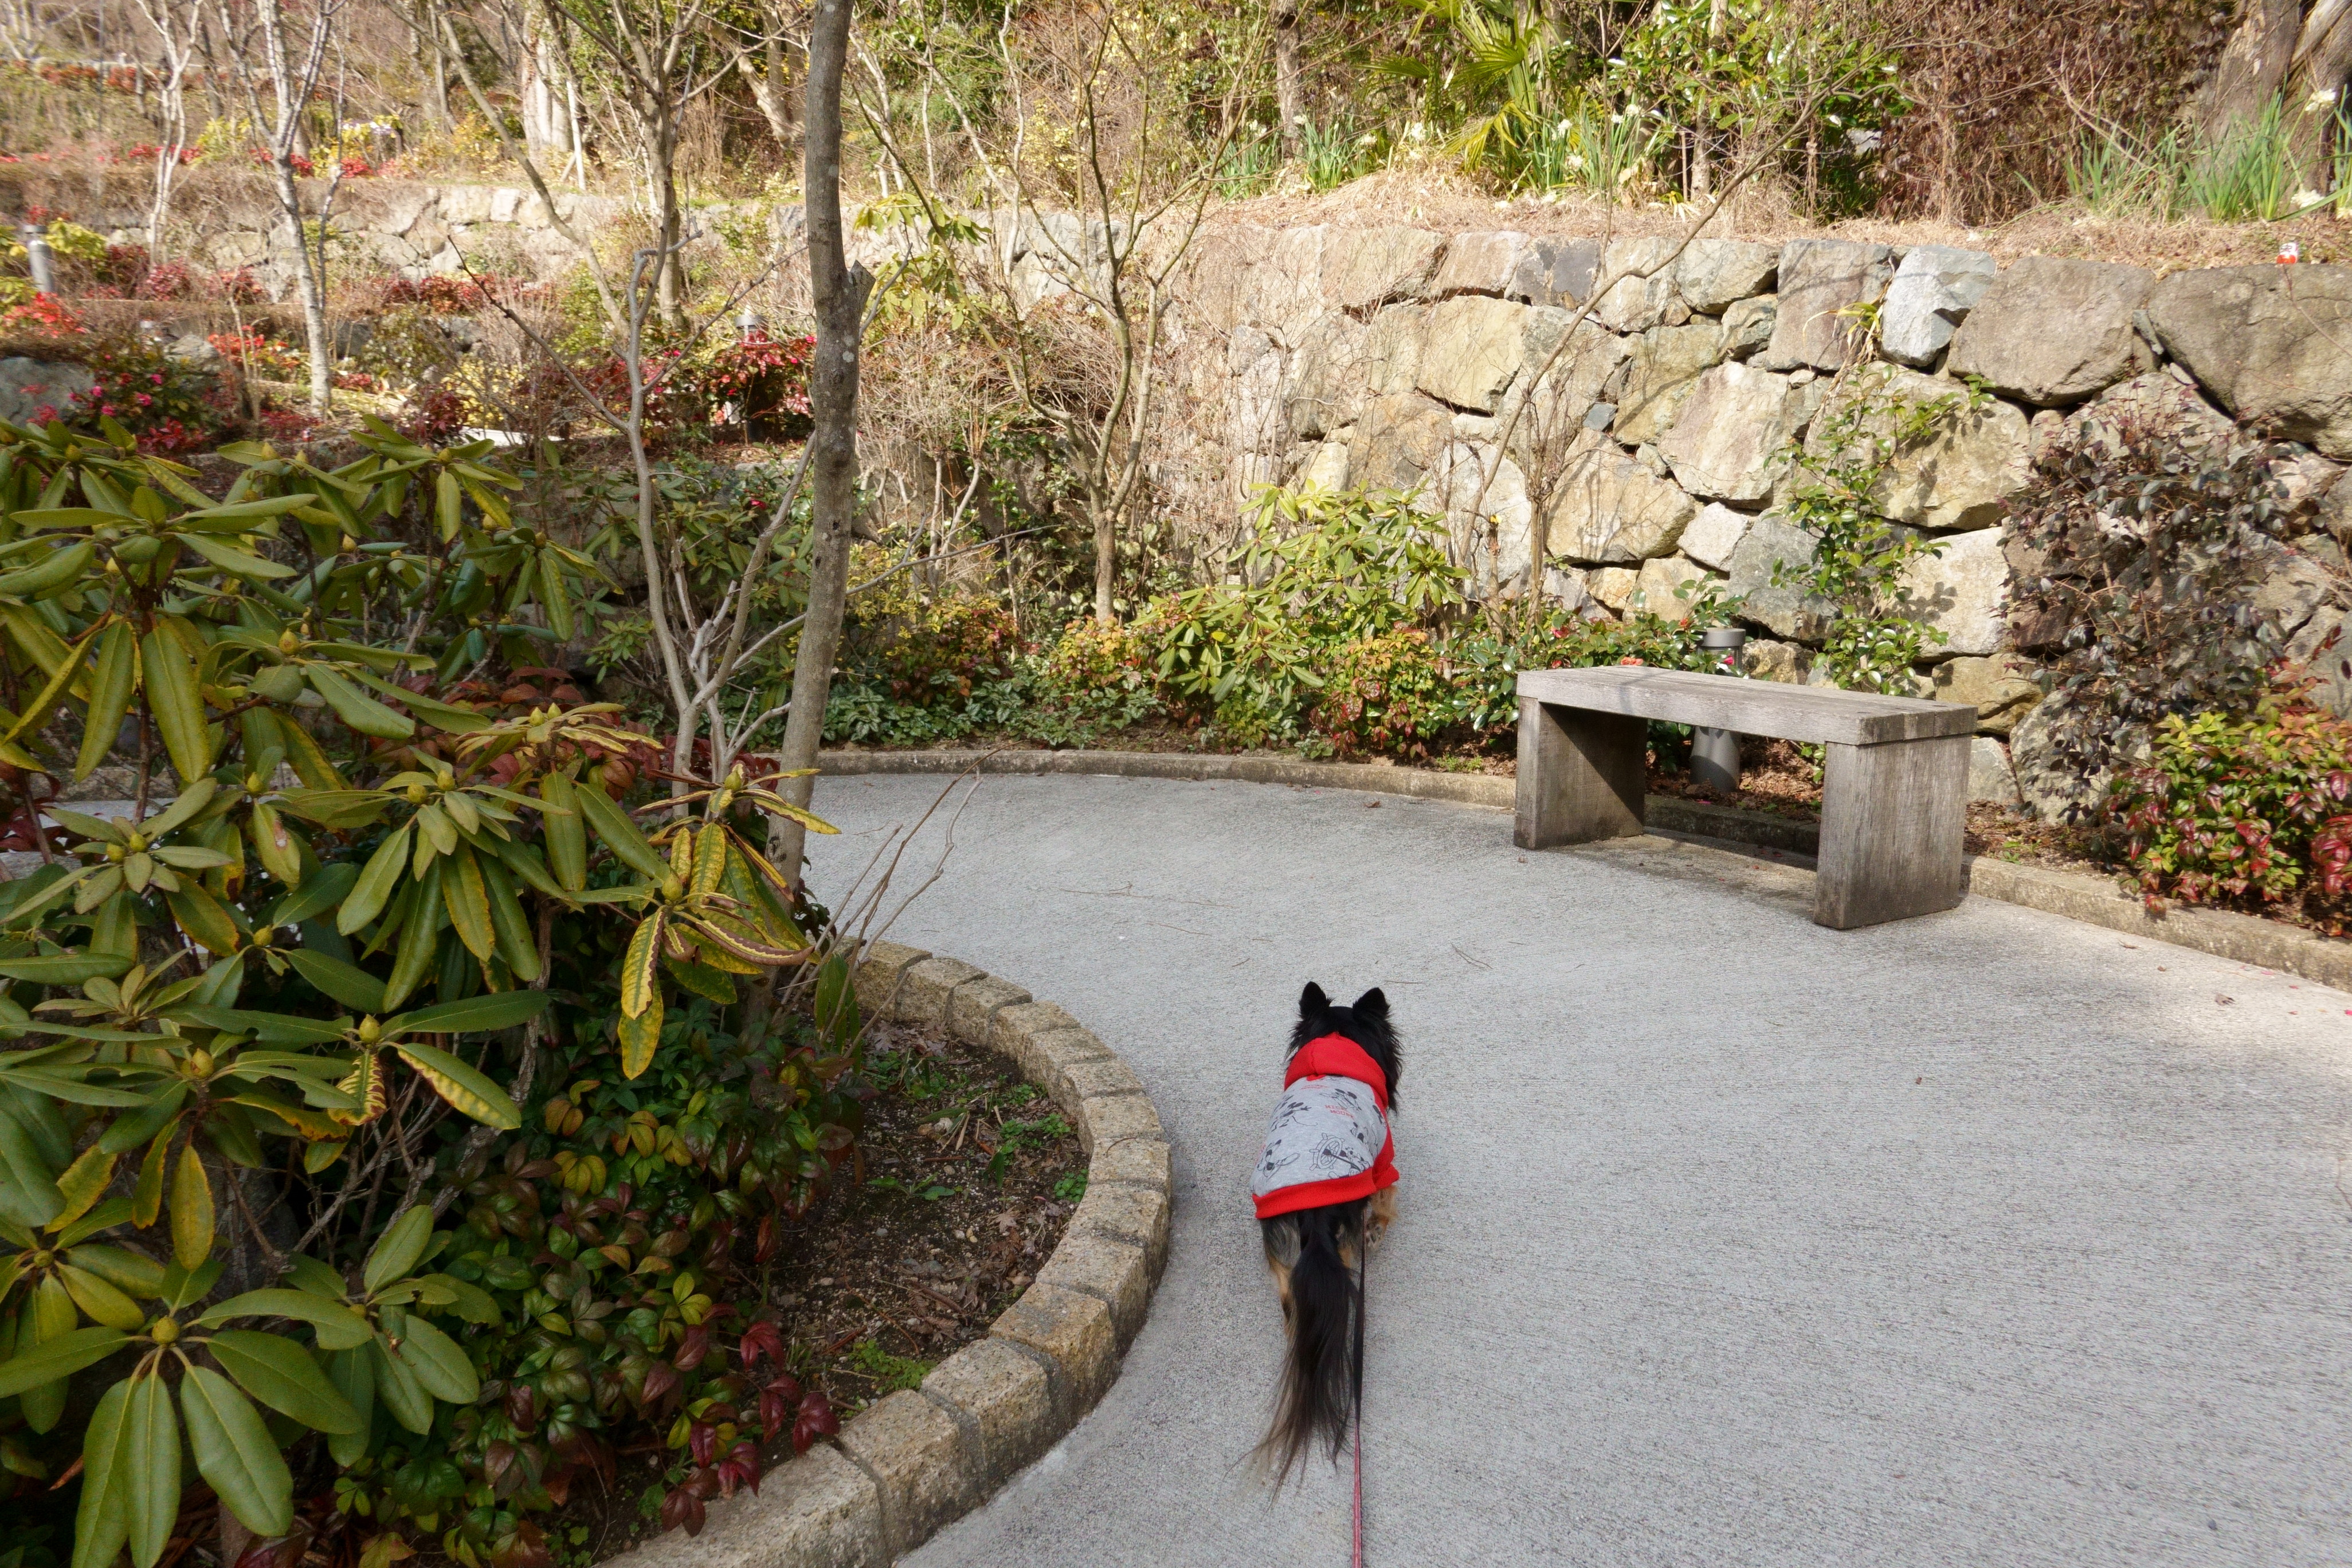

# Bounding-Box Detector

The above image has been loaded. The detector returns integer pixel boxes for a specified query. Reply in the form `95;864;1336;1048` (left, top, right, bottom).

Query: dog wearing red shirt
1251;982;1400;1483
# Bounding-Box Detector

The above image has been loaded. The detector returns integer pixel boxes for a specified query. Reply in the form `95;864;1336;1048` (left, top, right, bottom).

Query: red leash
1351;1234;1367;1567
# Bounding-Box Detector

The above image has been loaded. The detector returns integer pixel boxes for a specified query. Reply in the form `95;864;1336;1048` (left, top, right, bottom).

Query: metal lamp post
20;227;54;295
1689;626;1747;793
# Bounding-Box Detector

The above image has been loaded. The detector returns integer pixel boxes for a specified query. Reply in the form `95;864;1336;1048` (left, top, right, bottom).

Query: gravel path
803;771;2352;1567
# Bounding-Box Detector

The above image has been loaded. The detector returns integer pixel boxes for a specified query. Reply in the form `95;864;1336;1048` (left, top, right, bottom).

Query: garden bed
453;1018;1081;1568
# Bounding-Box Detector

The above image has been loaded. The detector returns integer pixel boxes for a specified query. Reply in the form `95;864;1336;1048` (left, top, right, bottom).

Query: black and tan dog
1251;982;1401;1482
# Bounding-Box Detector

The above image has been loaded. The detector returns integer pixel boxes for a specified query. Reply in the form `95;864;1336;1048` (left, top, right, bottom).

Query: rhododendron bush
0;413;864;1568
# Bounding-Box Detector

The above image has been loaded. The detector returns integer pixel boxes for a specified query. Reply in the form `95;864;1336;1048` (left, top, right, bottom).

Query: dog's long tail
1259;1202;1363;1485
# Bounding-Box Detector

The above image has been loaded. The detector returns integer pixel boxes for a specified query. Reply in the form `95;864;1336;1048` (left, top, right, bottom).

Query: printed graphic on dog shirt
1252;1076;1385;1199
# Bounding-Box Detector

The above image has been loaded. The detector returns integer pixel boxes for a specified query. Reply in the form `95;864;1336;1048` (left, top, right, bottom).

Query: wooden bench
1515;667;1978;930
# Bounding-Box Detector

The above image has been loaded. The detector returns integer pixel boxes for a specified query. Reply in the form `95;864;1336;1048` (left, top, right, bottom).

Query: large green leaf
389;990;551;1037
180;1365;293;1536
0;1104;61;1227
168;1142;212;1270
195;1289;371;1350
67;1241;165;1296
617;992;661;1081
574;783;669;879
165;883;242;958
441;845;495;962
140;776;219;840
393;1315;478;1403
282;948;387;1014
0;1323;128;1398
0;536;93;597
369;1335;433;1433
70;1378;132;1568
55;1263;144;1330
207;1330;362;1433
362;1206;434;1295
273;862;359;928
174;531;295;579
139;624;212;785
479;856;540;982
74;619;136;782
273;789;392;829
16;1276;75;1430
177;1008;346;1045
393;1041;520;1130
176;494;318;524
538;771;586;892
303;665;415;740
126;1370;180;1568
0;952;133;984
337;824;411;935
326;1346;375;1468
380;861;445;1013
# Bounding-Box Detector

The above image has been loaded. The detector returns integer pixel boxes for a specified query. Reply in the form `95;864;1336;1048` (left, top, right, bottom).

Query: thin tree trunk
1092;484;1116;624
1689;0;1724;199
1273;0;1302;162
2286;0;2352;188
739;13;793;148
770;0;867;887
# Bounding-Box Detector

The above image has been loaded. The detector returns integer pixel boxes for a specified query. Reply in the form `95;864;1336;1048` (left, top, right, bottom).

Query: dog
1251;982;1401;1483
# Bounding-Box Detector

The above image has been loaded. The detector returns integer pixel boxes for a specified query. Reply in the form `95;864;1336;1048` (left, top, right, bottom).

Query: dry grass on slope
1207;167;2352;273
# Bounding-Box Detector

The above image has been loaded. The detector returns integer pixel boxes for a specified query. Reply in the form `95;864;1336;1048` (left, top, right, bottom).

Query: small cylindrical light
738;305;764;340
1689;626;1747;794
21;228;54;295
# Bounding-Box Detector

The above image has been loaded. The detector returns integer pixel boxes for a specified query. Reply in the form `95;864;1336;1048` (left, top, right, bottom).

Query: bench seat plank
1516;666;1975;746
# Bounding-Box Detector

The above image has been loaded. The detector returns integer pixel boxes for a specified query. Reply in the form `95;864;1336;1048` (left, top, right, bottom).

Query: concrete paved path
803;772;2352;1567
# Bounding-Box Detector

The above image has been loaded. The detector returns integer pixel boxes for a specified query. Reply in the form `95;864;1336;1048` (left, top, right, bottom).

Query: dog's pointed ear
1351;987;1389;1020
1299;982;1328;1018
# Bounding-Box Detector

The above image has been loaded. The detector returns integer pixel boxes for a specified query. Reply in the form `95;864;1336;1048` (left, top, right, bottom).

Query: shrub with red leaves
211;265;264;303
695;329;814;436
250;147;317;176
136;259;193;299
0;292;83;338
2107;698;2352;934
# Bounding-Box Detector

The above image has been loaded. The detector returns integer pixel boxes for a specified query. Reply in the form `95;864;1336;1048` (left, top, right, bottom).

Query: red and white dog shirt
1251;1033;1398;1220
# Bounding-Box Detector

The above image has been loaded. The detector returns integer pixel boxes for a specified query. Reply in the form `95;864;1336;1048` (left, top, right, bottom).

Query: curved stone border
608;943;1170;1568
822;747;2352;993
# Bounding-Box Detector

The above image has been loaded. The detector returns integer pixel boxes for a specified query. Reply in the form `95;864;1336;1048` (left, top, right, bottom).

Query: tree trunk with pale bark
770;0;867;887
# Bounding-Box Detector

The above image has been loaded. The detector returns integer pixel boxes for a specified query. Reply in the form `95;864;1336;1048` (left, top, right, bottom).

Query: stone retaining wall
1165;223;2352;817
601;943;1170;1568
36;180;2352;818
37;177;633;294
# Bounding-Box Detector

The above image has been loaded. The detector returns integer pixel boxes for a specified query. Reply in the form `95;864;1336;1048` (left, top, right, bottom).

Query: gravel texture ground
805;770;2352;1568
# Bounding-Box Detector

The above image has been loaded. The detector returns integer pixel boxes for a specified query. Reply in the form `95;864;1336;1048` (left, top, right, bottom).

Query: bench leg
1515;698;1647;850
1814;735;1970;929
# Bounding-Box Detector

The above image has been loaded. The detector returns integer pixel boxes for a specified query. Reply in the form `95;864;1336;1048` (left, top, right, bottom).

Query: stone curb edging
606;946;1171;1568
821;747;2352;994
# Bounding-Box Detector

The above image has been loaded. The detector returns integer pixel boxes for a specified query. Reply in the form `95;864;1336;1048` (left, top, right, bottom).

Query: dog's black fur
1255;982;1401;1485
